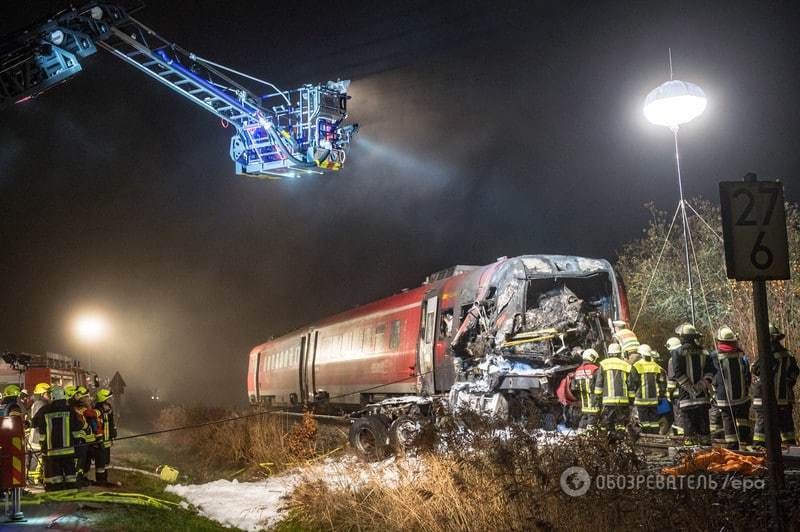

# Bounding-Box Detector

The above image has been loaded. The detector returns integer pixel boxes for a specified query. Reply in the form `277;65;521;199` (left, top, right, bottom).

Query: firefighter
70;387;94;486
94;388;116;484
612;321;641;364
1;384;25;417
629;344;667;434
570;348;601;429
664;337;683;436
593;343;633;431
710;326;752;449
31;386;79;491
27;383;51;485
752;324;799;446
671;323;716;444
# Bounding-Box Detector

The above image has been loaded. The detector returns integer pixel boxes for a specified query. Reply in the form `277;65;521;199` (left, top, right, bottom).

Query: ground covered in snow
166;455;424;531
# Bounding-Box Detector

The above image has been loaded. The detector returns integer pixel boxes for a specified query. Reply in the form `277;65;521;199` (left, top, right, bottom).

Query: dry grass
285;414;797;531
152;406;345;481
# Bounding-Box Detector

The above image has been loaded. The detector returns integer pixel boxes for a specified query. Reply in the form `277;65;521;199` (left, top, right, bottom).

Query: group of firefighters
570;321;799;449
0;382;116;491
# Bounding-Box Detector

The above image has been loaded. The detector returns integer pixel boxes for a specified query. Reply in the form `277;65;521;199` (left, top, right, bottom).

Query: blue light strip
153;49;260;119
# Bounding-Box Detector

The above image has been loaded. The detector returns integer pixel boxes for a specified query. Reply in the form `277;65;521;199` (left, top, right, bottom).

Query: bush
286;415;798;531
152;406;345;481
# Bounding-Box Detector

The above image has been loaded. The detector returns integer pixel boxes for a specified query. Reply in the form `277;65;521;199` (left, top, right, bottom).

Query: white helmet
607;343;622;357
582;348;599;363
637;344;654;359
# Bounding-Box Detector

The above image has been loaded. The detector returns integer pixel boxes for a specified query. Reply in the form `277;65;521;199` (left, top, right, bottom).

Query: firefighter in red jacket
31;386;80;491
70;387;96;486
570;348;601;429
94;388;116;484
753;324;799;446
710;326;752;449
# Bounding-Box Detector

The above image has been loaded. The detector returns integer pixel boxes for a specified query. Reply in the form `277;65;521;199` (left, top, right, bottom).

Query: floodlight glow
643;80;706;128
73;314;109;343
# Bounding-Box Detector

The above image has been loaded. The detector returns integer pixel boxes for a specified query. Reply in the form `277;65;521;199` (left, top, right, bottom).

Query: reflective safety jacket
711;344;751;407
629;359;667;406
593;357;634;405
72;405;96;443
96;401;116;448
570;362;600;413
32;400;79;457
671;342;716;409
752;344;799;407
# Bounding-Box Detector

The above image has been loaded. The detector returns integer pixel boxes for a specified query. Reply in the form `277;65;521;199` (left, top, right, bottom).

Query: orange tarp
661;448;766;476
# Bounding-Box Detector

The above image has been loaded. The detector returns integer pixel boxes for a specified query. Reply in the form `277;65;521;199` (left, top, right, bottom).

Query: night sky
2;1;798;403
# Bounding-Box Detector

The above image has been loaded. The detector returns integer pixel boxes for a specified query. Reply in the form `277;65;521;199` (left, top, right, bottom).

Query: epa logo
560;466;591;497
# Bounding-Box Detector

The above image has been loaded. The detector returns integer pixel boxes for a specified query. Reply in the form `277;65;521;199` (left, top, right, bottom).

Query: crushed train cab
247;255;629;412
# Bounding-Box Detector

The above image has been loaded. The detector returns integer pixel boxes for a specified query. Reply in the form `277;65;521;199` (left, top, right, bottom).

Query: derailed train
247;255;629;453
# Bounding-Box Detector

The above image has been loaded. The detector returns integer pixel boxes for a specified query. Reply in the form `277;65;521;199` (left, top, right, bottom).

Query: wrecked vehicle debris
340;255;630;457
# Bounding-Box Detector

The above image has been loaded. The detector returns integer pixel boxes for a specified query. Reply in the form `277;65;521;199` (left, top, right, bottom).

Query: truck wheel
349;416;388;460
389;415;420;454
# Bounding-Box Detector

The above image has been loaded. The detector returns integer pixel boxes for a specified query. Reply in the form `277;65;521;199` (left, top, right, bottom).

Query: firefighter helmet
50;386;66;401
607;343;622;356
33;382;51;395
665;337;681;351
95;388;113;403
637;344;654;359
2;384;20;397
716;326;737;342
675;323;699;337
769;323;786;340
65;385;77;399
582;348;599;363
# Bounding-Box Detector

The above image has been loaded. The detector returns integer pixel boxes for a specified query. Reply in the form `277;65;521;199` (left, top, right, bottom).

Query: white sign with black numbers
719;179;790;281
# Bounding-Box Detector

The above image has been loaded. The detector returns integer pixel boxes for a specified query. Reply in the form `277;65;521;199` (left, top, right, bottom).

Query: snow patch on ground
166;455;423;531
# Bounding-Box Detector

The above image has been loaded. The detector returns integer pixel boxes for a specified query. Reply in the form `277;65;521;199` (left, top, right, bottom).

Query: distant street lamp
643;54;707;324
72;312;109;372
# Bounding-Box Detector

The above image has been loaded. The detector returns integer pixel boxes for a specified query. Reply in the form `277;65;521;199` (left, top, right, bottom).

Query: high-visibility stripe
45;447;75;457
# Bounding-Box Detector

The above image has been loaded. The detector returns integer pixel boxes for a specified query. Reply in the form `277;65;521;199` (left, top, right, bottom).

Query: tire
542;412;557;431
349;416;388;460
388;415;420;454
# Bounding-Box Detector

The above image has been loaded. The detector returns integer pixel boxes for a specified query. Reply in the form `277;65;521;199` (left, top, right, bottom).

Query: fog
1;0;798;404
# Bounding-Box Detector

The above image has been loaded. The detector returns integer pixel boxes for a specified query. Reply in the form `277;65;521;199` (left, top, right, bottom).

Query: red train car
247;255;629;409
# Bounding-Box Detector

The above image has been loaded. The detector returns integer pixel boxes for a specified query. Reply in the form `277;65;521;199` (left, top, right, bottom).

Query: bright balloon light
74;314;109;343
643;80;706;128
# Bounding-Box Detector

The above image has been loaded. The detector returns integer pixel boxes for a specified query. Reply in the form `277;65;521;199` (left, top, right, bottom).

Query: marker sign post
720;173;790;527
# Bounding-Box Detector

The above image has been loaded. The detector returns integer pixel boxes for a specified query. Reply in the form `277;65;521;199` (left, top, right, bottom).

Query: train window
375;324;385;352
440;309;454;337
424;312;435;344
354;329;363;353
390;320;401;349
343;331;352;354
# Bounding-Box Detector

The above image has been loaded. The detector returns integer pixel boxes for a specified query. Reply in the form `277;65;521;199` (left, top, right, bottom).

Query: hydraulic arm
0;3;357;178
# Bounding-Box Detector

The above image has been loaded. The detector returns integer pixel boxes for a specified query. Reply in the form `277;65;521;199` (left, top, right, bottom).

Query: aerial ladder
0;2;358;179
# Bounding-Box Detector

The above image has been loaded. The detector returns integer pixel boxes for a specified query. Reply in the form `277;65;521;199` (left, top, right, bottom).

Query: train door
299;331;318;404
254;350;261;402
418;295;437;393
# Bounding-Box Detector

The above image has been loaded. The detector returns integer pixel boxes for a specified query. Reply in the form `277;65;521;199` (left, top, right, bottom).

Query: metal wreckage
349;256;628;456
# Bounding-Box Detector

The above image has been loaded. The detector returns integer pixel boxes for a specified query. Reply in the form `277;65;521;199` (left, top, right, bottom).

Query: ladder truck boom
0;3;358;179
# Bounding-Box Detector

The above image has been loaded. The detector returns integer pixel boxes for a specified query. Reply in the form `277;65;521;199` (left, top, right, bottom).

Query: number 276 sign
720;180;790;281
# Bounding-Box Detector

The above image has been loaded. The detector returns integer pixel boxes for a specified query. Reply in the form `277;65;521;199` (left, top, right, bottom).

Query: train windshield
525;272;614;325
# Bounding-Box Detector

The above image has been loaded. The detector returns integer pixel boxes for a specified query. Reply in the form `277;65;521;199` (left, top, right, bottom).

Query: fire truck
0;352;95;392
